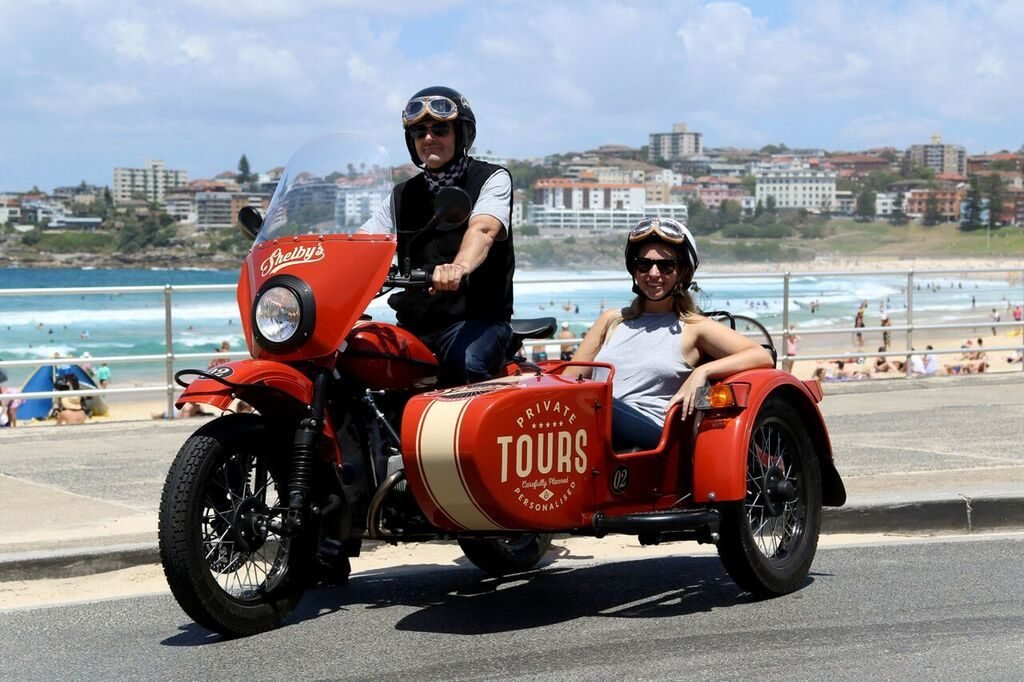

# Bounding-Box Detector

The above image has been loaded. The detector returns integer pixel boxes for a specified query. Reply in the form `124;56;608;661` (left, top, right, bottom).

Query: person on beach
568;217;773;451
783;327;800;373
991;308;1000;336
880;314;892;350
363;85;514;386
0;364;22;428
96;363;111;388
854;304;866;348
54;374;87;425
557;322;576;361
208;340;232;368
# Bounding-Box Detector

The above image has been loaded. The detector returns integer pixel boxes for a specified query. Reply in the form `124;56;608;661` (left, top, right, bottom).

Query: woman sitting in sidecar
568;217;774;450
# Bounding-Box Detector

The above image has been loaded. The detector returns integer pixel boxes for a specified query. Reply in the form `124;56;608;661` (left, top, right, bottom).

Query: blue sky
2;0;1023;191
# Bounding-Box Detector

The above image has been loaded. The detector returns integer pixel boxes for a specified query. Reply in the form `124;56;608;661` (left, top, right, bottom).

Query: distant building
195;192;233;231
905;188;964;222
834;190;855;216
533;179;646;211
907;134;967;176
875;192;897;217
526;204;689;232
754;167;837;211
648;123;703;163
826;153;892;175
113;160;188;205
0;199;21;224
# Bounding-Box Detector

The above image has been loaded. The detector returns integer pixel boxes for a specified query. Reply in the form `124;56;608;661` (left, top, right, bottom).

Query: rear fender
692;370;846;507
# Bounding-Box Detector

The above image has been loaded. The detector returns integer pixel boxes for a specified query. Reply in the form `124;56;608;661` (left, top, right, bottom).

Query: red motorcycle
158;134;846;637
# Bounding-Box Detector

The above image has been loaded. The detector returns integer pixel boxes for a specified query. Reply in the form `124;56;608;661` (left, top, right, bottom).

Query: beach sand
7;256;1022;428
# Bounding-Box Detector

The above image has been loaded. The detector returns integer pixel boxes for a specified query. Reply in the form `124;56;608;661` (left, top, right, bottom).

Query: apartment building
534;179;646;211
905;188;964;222
648;123;703;162
754;167;837;211
907;134;967;176
527;204;689;231
113;160;188;205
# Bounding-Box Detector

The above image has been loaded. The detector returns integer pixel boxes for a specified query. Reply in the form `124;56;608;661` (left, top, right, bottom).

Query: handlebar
383;265;469;290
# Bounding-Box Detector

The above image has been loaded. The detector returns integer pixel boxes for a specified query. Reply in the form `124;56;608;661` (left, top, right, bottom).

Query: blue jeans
422;320;513;386
611;399;664;451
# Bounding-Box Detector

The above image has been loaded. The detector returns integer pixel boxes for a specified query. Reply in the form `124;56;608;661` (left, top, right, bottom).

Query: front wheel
158;414;311;637
458;533;553;575
717;398;822;595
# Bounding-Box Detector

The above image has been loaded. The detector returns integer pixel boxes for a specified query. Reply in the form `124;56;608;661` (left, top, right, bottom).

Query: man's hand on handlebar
429;263;468;294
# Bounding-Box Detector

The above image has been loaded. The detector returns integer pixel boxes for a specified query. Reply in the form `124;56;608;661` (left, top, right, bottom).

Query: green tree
863;170;898;193
22;229;41;246
519;223;540;236
238;154;252;184
765;195;777;214
923;193;943;226
754;199;764;218
718;199;743;226
855;189;876;220
984;175;1004;228
890;192;907;225
961;176;984;231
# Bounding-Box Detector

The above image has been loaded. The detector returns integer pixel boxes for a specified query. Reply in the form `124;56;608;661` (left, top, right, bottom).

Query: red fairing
401;374;607;532
691;368;831;503
337;322;439;390
237;234;397;363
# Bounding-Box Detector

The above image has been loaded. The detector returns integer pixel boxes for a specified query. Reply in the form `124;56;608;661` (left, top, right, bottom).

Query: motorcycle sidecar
400;362;846;595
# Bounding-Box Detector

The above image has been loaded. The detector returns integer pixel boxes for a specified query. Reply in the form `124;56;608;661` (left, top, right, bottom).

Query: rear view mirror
433;187;472;230
237;206;263;241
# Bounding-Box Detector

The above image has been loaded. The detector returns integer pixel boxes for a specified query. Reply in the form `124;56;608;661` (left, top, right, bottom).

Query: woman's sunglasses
408;122;453;140
633;257;678;275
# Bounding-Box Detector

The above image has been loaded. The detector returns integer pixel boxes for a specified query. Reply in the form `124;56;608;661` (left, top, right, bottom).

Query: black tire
717;398;822;595
158;414;310;637
458;533;554;575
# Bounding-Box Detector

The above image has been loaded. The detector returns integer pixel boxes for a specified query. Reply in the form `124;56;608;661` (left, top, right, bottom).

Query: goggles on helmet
627;217;699;271
402;96;459;126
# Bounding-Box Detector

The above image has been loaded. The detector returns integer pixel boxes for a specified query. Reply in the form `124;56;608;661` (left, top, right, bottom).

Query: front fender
692;369;845;507
178;359;343;464
177;359;314;412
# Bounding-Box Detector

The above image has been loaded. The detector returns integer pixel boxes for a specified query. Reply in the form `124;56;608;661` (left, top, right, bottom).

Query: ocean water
1;266;1020;388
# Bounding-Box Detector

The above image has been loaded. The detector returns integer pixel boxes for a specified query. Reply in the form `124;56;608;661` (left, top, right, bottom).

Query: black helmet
624;217;699;296
402;85;477;166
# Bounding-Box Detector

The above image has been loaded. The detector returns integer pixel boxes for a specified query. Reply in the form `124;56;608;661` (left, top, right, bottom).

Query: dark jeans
611;399;664;451
422;319;513;386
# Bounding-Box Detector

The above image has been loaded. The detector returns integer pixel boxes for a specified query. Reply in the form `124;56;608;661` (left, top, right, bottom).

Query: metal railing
1;267;1022;419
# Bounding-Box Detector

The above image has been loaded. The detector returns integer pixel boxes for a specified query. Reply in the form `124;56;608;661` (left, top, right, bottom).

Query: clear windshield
257;133;395;241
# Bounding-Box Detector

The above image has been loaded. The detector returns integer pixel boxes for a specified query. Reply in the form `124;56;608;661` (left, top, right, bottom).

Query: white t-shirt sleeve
360;194;394;234
472;169;512;239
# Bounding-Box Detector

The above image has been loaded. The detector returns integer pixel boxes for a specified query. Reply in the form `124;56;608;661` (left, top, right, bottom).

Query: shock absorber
287;369;330;530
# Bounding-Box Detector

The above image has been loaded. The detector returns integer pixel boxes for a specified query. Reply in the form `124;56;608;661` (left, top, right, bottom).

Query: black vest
389;159;515;334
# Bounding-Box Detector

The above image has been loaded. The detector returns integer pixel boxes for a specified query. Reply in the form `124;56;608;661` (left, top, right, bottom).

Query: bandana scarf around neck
423;153;469;194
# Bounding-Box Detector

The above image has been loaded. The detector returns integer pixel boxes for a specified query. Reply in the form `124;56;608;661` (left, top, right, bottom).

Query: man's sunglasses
633;257;678;275
408;123;453;140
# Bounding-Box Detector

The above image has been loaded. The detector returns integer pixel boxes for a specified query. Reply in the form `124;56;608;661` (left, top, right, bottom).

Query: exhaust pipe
592;509;720;544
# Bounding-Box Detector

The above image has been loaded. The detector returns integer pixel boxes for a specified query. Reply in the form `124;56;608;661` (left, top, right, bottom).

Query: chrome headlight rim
251;275;316;352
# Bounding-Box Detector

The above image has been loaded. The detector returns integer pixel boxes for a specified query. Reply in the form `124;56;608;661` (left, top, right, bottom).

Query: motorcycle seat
509;317;557;343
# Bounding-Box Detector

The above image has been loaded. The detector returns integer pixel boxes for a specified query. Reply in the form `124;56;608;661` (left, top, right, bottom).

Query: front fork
284;368;331;534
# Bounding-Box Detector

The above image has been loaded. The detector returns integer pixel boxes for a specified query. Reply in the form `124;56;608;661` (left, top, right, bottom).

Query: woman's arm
562;309;618;378
669;315;774;417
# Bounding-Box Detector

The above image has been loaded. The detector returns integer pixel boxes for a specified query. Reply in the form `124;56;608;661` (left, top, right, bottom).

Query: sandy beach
5;255;1021;427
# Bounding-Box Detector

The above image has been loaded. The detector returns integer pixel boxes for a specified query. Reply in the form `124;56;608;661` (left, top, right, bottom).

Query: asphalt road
2;534;1022;680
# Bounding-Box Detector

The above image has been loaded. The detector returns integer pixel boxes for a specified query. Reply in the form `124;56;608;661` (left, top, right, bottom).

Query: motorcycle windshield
257;133;396;240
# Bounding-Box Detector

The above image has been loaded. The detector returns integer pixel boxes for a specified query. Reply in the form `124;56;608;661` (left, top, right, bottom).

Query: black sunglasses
633;257;678;275
408;122;453;140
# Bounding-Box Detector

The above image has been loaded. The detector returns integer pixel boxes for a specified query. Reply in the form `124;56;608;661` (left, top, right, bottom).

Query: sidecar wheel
159;414;312;637
717;398;822;596
458;533;553;575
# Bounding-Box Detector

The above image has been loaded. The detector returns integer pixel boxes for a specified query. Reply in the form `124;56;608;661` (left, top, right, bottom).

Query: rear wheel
458;533;553;575
158;414;311;637
717;398;821;595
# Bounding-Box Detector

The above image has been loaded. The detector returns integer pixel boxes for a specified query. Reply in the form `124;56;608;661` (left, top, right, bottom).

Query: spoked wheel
717;398;821;595
458;533;554;575
159;414;311;637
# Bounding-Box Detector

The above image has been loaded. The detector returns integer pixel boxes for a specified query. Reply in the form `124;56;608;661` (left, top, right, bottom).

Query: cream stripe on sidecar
416;397;504;531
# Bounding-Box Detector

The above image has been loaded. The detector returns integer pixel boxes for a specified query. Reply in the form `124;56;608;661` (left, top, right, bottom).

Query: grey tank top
593;312;694;427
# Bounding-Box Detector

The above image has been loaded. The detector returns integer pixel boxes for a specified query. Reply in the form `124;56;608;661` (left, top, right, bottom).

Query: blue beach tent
18;364;100;421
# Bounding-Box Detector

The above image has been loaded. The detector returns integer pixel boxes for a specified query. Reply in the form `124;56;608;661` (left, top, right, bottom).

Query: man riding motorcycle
365;86;515;386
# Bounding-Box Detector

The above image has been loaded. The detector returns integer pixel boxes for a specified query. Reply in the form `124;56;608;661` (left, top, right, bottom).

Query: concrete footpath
1;374;1022;582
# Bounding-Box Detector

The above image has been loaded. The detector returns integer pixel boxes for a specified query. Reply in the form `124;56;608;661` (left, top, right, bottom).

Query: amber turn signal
695;383;737;410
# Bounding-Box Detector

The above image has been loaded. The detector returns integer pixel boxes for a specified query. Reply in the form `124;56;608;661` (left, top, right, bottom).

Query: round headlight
255;286;301;343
